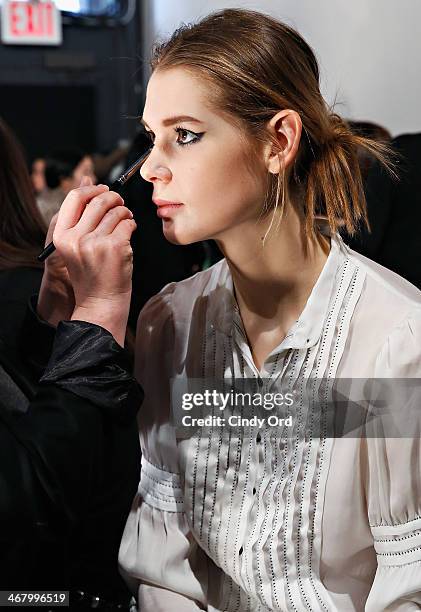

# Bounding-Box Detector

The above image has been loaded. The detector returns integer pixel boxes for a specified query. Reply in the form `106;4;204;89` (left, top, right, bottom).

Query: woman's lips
153;199;184;219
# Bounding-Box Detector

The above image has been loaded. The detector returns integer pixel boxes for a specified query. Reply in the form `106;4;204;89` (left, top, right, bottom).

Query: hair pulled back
149;8;393;239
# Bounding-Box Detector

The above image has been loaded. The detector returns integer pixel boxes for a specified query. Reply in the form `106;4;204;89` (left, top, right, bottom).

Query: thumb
79;175;93;187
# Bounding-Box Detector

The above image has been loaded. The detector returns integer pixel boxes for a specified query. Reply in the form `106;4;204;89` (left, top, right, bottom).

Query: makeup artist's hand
37;212;75;327
52;176;137;347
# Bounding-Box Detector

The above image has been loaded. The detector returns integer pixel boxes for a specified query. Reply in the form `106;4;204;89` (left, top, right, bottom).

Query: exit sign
1;0;62;45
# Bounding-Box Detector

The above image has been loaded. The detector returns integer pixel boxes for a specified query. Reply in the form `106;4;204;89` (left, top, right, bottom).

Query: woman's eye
142;127;203;147
174;127;203;146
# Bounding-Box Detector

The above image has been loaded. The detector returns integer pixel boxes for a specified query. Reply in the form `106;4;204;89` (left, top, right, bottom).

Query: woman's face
72;155;96;188
140;67;268;245
31;158;46;194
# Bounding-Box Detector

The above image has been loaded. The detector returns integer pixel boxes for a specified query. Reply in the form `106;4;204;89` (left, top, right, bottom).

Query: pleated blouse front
119;235;421;611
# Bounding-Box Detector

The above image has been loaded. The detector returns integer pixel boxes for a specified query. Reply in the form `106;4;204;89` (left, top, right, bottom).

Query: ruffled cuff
119;456;208;607
40;319;144;422
366;517;421;611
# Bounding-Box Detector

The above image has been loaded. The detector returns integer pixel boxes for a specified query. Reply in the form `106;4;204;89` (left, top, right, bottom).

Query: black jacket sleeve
0;313;143;592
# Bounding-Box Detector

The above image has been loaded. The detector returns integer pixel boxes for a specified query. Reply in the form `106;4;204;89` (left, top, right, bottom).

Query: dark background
0;4;143;162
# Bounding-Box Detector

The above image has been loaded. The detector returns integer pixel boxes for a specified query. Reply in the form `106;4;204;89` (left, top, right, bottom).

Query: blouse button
256;433;261;443
252;487;256;495
239;546;243;555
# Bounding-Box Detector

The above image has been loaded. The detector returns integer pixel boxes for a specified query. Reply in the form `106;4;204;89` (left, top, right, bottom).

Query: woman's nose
140;154;172;183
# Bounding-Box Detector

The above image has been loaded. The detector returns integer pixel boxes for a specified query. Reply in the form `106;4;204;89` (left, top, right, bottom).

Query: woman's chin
162;225;192;246
160;219;205;246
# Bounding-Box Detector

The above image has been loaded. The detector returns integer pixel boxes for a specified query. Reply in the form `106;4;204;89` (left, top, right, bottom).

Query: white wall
142;0;421;137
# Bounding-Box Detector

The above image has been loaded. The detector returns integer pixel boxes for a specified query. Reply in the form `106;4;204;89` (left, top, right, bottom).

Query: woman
0;117;47;346
37;148;96;225
31;157;47;195
118;9;421;612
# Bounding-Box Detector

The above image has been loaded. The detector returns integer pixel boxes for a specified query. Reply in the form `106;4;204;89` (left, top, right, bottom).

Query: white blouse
119;234;421;612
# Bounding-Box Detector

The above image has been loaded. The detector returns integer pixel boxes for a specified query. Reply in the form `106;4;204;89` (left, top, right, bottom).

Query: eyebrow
140;115;204;129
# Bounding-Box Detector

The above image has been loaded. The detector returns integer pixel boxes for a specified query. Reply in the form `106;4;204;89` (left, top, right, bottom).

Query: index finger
56;184;110;232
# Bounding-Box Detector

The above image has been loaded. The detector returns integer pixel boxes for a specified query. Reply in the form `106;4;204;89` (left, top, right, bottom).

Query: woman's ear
265;110;302;174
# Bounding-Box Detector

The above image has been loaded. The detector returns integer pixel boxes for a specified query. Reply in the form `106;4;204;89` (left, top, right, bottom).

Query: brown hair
149;8;394;240
347;120;392;180
0;117;47;270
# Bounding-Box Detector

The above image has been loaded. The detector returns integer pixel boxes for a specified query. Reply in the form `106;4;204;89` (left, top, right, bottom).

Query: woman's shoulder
347;246;421;323
139;258;229;319
172;257;229;300
344;246;421;375
136;258;229;340
134;259;231;413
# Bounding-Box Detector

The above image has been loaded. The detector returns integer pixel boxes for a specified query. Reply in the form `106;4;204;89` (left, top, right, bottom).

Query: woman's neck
215;205;330;332
218;206;329;316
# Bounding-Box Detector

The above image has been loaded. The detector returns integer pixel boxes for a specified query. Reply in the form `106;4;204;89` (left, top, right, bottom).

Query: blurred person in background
341;120;392;259
30;156;47;195
37;148;96;225
344;126;421;289
0;117;47;348
92;140;131;184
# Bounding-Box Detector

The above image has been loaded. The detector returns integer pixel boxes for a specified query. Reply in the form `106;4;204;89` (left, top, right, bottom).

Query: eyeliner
37;146;153;262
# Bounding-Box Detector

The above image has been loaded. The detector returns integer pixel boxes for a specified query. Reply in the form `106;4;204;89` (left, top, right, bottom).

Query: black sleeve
14;318;142;519
39;319;142;418
0;320;143;589
0;385;103;587
16;294;59;388
1;385;105;521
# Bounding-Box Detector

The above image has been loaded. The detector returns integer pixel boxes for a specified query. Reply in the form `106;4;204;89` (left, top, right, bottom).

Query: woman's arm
0;320;142;588
365;307;421;611
119;287;209;610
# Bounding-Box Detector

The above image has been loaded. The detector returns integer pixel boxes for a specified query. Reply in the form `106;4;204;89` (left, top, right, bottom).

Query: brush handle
36;146;152;262
37;240;56;262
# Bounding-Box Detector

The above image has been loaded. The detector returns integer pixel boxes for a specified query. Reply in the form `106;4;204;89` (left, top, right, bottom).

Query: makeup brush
37;146;153;262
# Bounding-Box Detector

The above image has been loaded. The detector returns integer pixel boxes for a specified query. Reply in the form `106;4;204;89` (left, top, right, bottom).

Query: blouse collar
210;234;349;351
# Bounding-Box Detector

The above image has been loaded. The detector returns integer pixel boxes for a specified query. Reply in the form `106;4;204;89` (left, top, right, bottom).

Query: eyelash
144;126;203;147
